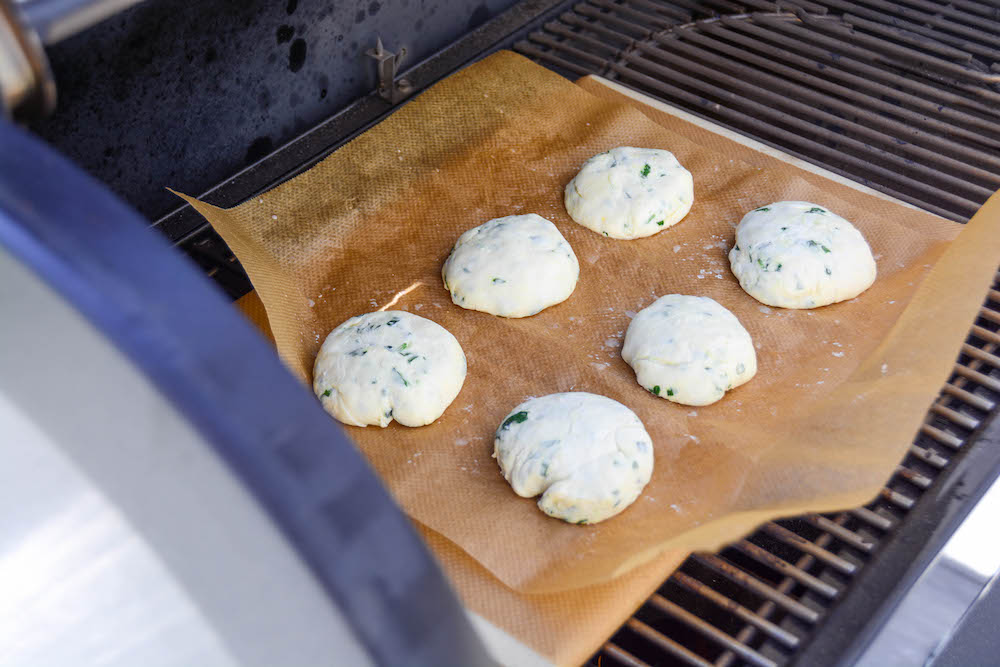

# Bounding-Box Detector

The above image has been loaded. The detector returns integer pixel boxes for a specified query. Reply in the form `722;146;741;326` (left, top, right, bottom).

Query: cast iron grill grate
514;4;1000;223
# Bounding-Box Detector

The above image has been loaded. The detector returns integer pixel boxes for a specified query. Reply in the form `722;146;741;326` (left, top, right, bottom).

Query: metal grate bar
953;362;1000;393
733;539;841;597
803;515;876;553
920;423;965;449
603;642;653;667
880;486;917;510
626;618;715;666
671;571;801;648
930;402;981;430
760;522;857;573
849;506;893;531
941;382;996;412
906;447;948;471
648;595;778;667
692;554;822;622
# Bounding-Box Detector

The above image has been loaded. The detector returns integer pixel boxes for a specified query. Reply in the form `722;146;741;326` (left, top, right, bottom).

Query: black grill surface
138;0;1000;663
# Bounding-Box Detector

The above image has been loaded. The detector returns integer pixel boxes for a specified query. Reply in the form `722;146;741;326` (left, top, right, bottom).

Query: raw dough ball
622;295;757;407
564;146;694;239
729;201;877;309
493;392;654;525
443;214;579;317
313;310;466;427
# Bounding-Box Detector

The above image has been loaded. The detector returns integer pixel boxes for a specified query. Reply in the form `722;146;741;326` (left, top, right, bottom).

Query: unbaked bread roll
493;392;654;525
622;295;757;407
442;214;579;317
564;146;694;239
313;311;466;427
729;201;877;309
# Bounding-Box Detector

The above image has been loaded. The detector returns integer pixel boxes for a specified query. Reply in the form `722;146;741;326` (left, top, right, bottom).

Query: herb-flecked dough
313;311;466;427
493;392;654;525
442;213;579;318
729;201;877;309
622;295;757;407
564;146;694;240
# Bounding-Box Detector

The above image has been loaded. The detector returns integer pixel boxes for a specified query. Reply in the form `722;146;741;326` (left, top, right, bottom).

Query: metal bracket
365;37;412;105
0;1;56;119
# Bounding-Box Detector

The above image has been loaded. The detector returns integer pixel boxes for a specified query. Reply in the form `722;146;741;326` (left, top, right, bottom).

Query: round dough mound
729;201;877;309
443;214;579;317
313;311;466;427
564;146;694;239
493;392;654;525
622;295;757;407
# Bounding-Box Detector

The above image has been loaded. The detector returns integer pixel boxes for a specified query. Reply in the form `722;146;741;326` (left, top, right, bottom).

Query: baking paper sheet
176;52;999;599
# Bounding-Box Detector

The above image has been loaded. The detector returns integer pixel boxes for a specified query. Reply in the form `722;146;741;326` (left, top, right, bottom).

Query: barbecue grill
2;0;999;665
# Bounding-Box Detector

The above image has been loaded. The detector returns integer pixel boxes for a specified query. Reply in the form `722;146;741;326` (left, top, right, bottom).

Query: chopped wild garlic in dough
493;392;654;525
442;213;579;317
622;295;757;407
564;146;694;240
728;201;876;309
313;310;466;427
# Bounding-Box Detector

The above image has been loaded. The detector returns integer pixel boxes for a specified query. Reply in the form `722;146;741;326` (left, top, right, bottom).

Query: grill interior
145;0;1000;663
506;1;1000;664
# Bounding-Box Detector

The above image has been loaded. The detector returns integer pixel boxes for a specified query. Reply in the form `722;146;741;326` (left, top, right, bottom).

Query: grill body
17;1;1000;665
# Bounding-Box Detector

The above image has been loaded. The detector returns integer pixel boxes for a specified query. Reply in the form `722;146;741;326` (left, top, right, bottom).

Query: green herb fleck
776;263;782;271
406;353;420;363
602;231;609;236
386;317;400;326
734;244;740;251
348;348;368;357
392;368;409;387
541;462;549;477
807;207;826;214
492;277;506;284
399;342;408;351
322;389;332;397
385;409;393;419
825;267;832;275
501;411;529;430
757;258;766;269
652;385;661;396
576;519;589;525
756;206;771;212
822;245;831;253
656;220;665;226
780;226;788;231
667;388;675;397
640;164;651;177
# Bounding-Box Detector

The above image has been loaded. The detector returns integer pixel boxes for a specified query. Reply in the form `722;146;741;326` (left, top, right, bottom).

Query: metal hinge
365;37;412;105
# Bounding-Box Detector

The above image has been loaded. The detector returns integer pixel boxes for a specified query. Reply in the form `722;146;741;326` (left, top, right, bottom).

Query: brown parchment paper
176;51;1000;598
